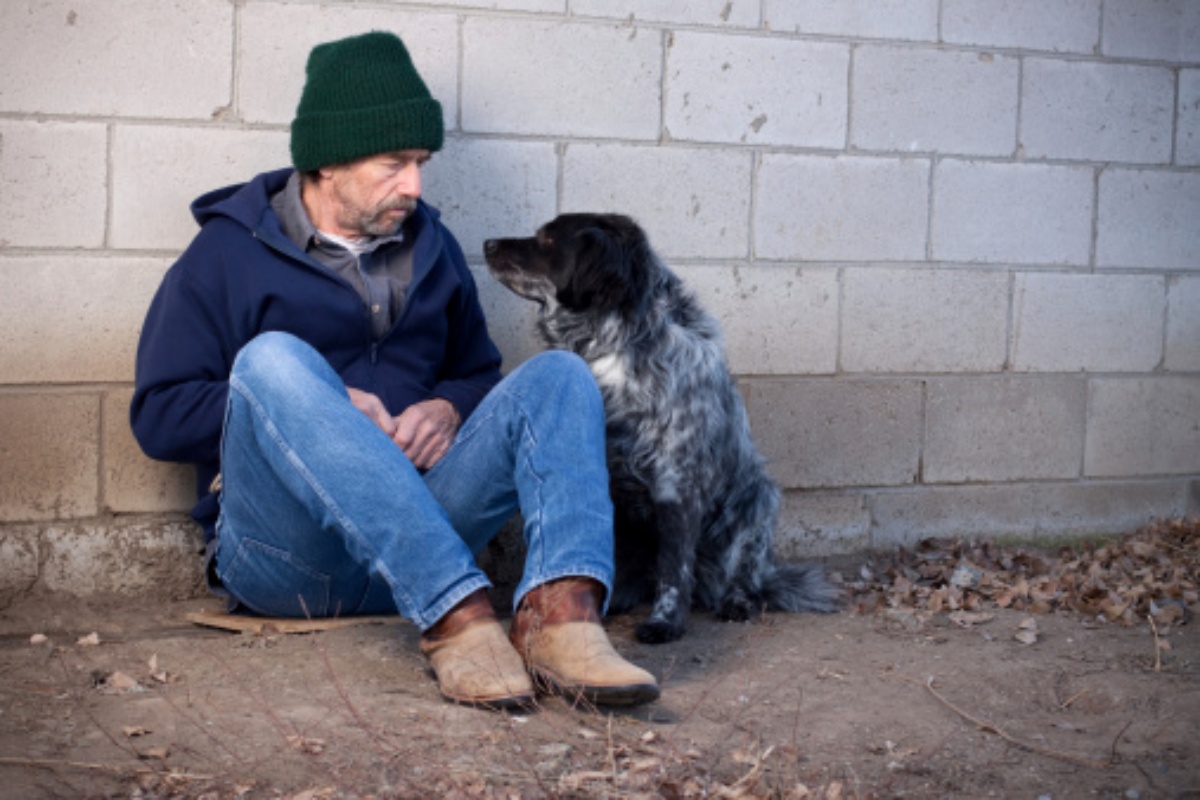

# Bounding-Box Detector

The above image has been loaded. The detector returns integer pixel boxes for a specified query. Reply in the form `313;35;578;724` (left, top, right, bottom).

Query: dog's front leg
636;498;701;644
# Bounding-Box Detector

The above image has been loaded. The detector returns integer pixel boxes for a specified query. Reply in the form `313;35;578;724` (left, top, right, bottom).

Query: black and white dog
485;213;840;643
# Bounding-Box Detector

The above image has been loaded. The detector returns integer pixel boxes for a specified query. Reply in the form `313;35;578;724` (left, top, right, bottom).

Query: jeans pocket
217;536;333;618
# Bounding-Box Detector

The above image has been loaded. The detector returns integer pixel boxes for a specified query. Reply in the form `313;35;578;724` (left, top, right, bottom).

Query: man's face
325;149;430;237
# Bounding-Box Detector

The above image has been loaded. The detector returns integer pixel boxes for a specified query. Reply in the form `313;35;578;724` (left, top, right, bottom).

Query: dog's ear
560;220;655;316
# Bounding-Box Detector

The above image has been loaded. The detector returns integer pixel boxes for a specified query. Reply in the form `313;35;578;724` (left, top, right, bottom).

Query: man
130;30;658;710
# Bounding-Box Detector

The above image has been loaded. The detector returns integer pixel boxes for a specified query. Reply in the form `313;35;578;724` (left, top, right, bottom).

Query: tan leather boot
419;589;534;710
510;578;659;707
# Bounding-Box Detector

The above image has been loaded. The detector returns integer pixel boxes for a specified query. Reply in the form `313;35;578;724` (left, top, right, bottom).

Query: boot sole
530;669;660;707
439;689;537;712
424;665;536;712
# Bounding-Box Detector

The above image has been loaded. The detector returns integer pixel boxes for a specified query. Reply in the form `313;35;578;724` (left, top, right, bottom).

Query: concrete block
756;155;929;261
666;32;848;148
677;265;839;375
424;139;558;266
0;394;99;522
942;0;1102;54
932;160;1093;265
377;0;562;9
1012;273;1164;372
1097;170;1200;271
0;121;107;249
743;378;923;489
0;529;39;606
870;480;1190;548
1175;69;1200;166
763;0;939;41
924;377;1087;483
777;491;872;558
1022;60;1174;164
1102;0;1200;62
562;144;752;259
0;256;170;384
0;0;231;118
1086;378;1200;477
462;18;661;140
103;390;195;515
238;6;458;127
573;0;761;27
851;46;1018;157
40;520;205;599
110;126;289;251
841;268;1008;373
1166;276;1200;371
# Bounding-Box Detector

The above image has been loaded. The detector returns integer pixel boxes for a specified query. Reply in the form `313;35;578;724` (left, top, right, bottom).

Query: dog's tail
762;561;843;614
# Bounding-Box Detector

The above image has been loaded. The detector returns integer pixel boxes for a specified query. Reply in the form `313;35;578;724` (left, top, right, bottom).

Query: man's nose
399;161;422;196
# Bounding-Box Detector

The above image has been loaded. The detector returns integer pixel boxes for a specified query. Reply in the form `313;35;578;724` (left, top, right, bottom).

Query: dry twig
1147;614;1164;672
0;756;213;781
916;675;1111;770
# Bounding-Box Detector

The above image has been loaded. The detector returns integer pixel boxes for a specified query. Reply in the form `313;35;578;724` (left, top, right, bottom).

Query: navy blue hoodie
130;168;503;539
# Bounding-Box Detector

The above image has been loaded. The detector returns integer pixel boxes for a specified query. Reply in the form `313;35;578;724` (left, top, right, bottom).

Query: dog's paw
716;596;756;622
636;618;684;644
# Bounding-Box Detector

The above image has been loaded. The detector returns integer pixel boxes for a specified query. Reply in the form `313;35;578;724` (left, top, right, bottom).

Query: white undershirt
317;229;372;257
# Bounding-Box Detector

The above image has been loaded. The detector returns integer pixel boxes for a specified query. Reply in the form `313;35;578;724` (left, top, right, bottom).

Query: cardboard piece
187;609;401;635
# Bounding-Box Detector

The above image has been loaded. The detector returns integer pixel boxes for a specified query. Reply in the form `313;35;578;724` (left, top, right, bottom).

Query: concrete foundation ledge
0;477;1194;605
0;516;206;608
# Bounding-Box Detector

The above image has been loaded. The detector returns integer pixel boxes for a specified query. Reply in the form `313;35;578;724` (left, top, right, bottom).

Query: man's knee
522;350;593;385
516;351;602;405
231;332;326;394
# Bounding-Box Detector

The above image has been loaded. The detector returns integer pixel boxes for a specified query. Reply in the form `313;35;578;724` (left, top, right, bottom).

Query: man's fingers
347;387;397;437
393;399;458;468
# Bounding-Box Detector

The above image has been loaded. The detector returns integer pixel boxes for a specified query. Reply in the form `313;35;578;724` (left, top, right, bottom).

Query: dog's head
484;213;654;316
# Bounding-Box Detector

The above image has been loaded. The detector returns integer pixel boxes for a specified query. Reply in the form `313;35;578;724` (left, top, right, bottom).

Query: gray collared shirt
270;172;415;340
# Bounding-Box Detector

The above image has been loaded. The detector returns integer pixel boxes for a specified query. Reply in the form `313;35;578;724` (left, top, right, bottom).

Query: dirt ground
0;542;1196;799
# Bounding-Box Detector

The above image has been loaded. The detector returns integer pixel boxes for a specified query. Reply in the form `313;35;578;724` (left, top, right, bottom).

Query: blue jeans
213;332;614;631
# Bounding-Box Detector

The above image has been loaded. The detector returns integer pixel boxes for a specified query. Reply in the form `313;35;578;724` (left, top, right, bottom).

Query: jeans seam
229;374;420;619
219;537;333;617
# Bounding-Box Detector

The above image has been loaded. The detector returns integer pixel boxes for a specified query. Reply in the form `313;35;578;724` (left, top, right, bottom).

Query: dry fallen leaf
122;725;151;738
107;671;140;691
558;771;612;791
1014;617;1039;645
628;756;662;772
948;611;995;628
287;735;326;755
29;633;48;645
77;632;101;647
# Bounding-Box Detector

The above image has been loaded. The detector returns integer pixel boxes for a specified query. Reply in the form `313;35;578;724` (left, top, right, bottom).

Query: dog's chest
589;353;628;391
589;351;669;445
588;352;652;414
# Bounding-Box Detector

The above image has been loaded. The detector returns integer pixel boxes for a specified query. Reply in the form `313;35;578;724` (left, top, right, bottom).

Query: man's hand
347;389;460;469
393;398;460;469
347;387;398;438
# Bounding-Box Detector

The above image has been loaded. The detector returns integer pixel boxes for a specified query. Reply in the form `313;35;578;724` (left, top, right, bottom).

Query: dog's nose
484;239;497;257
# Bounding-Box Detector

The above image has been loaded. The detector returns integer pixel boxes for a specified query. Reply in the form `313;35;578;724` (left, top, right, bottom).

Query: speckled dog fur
485;214;840;643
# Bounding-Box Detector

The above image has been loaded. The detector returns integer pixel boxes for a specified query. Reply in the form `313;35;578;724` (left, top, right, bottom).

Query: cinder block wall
1;0;1198;599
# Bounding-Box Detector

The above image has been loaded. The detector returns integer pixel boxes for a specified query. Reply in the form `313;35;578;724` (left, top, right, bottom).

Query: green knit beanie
290;31;444;172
